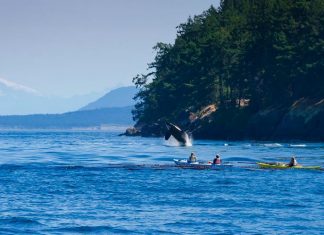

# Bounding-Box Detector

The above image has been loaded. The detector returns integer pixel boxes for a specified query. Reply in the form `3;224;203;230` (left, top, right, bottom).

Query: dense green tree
133;0;324;123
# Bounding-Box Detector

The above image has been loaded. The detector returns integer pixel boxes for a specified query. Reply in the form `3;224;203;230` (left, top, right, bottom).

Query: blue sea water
0;131;323;234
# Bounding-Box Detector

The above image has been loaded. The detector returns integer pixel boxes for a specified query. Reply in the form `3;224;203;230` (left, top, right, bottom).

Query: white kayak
173;159;233;169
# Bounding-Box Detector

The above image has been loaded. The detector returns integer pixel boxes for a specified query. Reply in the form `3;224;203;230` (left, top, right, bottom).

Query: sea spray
185;134;193;147
164;135;180;146
164;135;193;147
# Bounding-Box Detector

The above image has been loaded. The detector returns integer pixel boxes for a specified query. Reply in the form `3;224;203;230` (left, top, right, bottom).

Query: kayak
173;159;233;169
257;162;321;170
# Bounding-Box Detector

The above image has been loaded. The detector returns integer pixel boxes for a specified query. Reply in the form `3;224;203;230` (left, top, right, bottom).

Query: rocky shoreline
122;98;324;141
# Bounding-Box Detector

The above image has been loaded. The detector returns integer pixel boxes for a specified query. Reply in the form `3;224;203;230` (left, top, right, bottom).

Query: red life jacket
213;158;221;164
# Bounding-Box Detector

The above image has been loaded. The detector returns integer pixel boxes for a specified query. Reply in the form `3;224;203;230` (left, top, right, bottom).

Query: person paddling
287;156;299;167
213;154;221;165
188;152;197;163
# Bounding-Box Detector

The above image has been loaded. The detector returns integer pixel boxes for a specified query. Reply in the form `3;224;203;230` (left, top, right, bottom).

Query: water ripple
0;131;323;234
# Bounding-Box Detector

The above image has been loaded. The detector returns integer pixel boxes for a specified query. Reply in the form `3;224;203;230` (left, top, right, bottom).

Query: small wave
264;143;283;147
0;217;42;226
54;165;85;170
0;164;25;170
152;157;174;162
243;144;252;148
286;203;307;208
226;157;258;163
127;154;151;159
289;144;307;147
52;225;132;233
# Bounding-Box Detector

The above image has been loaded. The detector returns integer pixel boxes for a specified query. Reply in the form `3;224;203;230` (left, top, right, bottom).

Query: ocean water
0;131;323;234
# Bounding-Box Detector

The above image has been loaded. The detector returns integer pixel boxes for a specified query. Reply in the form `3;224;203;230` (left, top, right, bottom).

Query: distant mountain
0;106;134;129
0;77;103;115
80;86;137;111
0;80;136;129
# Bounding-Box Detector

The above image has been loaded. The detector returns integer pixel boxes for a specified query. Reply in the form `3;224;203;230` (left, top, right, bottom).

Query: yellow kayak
257;162;321;170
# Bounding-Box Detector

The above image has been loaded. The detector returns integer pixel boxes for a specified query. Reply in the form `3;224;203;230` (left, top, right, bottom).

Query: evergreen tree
132;0;324;123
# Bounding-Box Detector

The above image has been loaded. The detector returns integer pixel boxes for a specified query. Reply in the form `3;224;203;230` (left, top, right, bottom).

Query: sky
0;0;220;99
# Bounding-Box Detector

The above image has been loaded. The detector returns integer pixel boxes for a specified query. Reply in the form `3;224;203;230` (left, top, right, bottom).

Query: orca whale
165;121;189;145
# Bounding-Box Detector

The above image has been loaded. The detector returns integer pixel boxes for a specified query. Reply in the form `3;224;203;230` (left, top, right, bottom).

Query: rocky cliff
123;98;324;141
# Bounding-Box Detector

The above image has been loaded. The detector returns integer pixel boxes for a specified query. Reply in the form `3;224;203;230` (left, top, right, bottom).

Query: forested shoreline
130;0;324;140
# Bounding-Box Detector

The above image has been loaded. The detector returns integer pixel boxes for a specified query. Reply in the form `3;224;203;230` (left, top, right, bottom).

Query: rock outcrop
272;98;324;140
122;98;324;141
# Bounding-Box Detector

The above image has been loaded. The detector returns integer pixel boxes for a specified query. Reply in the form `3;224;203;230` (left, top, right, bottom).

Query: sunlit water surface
0;131;323;234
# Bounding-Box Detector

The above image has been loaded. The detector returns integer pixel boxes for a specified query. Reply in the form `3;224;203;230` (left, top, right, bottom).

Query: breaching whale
165;121;189;145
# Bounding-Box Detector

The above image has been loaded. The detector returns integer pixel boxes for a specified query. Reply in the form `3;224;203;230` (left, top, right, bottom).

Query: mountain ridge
80;86;137;111
0;77;103;115
0;85;136;128
0;106;134;129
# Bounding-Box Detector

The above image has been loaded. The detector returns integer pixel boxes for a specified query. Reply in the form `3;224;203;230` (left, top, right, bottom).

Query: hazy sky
0;0;219;97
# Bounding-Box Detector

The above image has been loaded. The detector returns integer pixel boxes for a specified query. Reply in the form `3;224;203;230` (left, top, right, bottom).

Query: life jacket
189;155;196;162
288;159;297;167
213;158;221;164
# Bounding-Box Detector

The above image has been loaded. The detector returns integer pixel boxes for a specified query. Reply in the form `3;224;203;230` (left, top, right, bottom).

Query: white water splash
264;143;283;147
184;134;193;147
164;136;180;146
164;135;193;147
289;144;307;147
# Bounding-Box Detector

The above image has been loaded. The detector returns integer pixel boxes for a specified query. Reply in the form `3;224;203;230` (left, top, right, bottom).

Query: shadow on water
49;225;133;234
0;217;43;226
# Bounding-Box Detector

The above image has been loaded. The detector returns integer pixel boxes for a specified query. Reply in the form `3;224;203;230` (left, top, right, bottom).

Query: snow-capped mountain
0;77;101;115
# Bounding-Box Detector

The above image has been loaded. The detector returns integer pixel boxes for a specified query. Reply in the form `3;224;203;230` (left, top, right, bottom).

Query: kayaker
287;156;298;167
213;154;221;164
188;152;197;163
